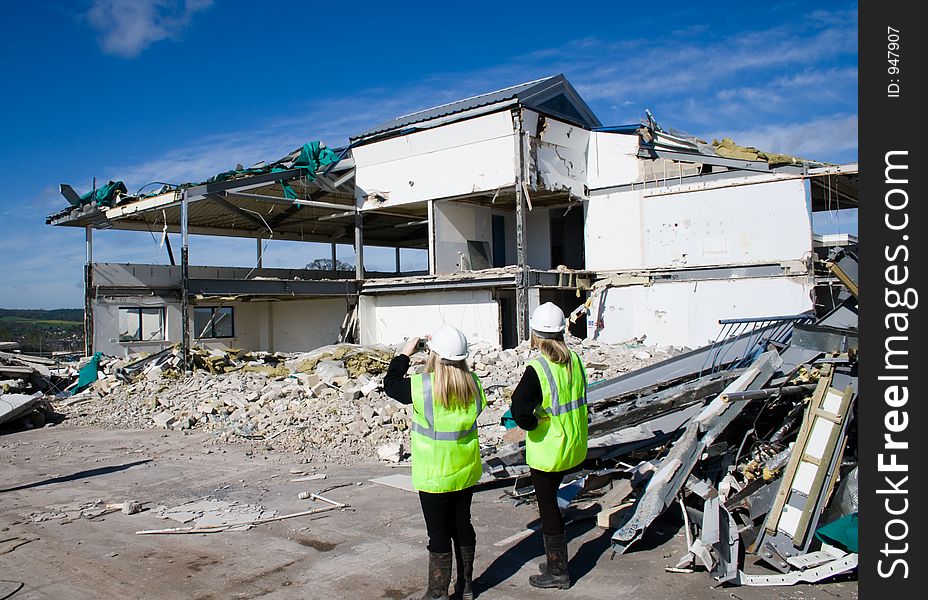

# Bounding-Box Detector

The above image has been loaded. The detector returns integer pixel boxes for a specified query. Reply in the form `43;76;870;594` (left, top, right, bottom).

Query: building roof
351;74;602;141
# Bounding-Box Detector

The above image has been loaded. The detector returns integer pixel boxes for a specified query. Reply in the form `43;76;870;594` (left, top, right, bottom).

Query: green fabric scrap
77;181;127;208
73;352;103;393
291;142;340;181
815;512;858;553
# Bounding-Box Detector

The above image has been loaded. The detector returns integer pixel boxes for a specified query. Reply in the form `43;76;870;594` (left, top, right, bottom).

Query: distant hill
0;308;83;322
0;308;84;354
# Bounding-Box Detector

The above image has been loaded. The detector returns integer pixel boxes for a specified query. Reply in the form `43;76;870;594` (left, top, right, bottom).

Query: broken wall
586;131;640;189
353;111;517;210
589;275;814;348
585;178;813;271
93;297;183;357
433;200;552;272
194;299;349;353
524;111;590;196
357;289;501;347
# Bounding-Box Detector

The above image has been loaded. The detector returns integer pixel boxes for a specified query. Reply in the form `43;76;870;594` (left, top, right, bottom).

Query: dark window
492;215;506;267
194;307;234;339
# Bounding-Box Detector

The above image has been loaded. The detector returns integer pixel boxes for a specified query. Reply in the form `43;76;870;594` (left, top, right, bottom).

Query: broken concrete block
360;405;375;423
360;379;379;396
343;389;362;403
153;411;176;429
122;500;143;515
633;350;652;360
378;442;403;463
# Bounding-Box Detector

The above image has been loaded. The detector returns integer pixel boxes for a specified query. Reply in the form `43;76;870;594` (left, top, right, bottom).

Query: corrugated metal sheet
351;74;602;141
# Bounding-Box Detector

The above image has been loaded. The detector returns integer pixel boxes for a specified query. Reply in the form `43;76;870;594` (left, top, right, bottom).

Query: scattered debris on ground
46;338;669;463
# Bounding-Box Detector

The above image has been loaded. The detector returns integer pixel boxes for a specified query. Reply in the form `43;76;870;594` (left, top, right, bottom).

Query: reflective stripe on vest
534;356;587;417
410;374;484;441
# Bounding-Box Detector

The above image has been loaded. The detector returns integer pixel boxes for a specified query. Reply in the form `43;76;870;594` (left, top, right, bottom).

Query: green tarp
203;141;340;201
74;181;127;208
291;141;340;181
815;512;858;553
73;352;103;394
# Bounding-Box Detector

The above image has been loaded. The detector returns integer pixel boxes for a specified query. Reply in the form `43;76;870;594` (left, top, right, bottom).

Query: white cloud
86;0;213;58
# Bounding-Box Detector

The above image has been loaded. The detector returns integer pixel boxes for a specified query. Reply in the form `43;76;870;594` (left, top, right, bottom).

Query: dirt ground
0;423;858;600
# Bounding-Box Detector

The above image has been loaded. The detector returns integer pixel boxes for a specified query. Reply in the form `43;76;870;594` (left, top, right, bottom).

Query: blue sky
0;1;858;309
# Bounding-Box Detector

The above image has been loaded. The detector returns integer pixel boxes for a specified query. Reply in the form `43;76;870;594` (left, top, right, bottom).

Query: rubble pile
1;344;71;430
55;338;669;463
483;249;861;588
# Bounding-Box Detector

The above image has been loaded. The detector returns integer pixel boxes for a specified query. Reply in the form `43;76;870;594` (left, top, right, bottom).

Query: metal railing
701;313;816;375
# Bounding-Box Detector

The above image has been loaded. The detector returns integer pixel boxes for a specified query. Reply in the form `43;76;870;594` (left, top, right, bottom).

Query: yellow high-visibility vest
410;373;487;493
524;351;588;472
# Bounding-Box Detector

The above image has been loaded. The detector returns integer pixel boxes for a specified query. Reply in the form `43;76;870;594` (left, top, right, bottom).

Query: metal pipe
720;384;817;403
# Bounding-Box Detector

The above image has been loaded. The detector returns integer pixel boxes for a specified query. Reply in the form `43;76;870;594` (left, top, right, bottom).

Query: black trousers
418;486;477;553
530;467;574;536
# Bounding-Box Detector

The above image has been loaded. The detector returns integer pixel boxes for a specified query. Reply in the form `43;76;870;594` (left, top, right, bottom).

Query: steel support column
512;109;529;342
180;189;190;374
83;225;94;356
427;200;436;275
354;211;364;279
256;234;263;268
395;246;401;274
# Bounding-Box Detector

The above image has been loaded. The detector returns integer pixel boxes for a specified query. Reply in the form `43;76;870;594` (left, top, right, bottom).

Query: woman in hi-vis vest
384;324;487;600
511;302;589;590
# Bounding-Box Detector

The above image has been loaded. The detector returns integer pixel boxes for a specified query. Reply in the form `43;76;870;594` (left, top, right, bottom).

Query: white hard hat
427;325;469;361
530;302;566;337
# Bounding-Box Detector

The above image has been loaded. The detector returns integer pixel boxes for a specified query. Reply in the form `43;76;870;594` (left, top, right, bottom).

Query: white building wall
589;276;814;349
358;290;500;347
354;111;517;209
586;131;640;189
94;297;348;356
586;178;813;271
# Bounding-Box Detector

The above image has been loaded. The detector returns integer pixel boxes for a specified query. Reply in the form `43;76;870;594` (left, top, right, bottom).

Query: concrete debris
49;338;666;464
158;498;276;531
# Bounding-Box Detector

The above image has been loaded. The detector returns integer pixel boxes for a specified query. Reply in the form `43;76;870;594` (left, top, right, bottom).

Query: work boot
453;544;475;600
421;550;453;600
529;533;570;589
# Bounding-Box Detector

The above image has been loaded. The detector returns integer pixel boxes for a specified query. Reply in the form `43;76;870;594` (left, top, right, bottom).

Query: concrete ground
0;424;858;600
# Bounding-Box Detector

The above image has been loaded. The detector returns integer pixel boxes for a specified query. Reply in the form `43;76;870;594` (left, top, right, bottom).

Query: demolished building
46;74;858;358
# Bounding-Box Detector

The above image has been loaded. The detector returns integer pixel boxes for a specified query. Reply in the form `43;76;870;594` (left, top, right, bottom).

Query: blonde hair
531;332;574;382
426;353;479;410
